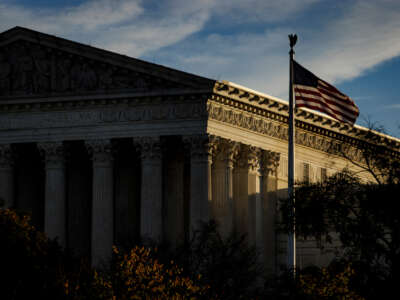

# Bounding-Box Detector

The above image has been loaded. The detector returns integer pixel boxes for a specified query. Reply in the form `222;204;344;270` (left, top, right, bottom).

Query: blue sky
0;0;399;137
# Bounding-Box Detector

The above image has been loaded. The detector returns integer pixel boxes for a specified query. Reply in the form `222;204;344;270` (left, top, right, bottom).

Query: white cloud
99;1;212;56
213;0;321;23
298;1;400;83
57;0;144;31
0;0;143;33
0;0;322;58
1;0;399;103
152;0;400;101
151;28;291;99
0;0;211;56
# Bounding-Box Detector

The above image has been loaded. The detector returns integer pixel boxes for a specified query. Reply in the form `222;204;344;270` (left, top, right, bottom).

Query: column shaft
259;150;280;275
136;137;162;240
184;135;216;234
0;144;14;208
212;140;238;237
86;140;114;267
234;146;260;245
38;142;67;247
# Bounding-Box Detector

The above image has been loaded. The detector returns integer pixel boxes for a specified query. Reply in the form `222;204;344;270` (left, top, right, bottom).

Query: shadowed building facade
0;27;399;270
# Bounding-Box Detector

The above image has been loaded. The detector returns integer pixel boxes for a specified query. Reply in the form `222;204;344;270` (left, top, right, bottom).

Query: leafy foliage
108;245;209;299
298;262;364;300
280;130;400;299
155;221;264;299
0;208;212;299
0;208;70;299
1;208;263;299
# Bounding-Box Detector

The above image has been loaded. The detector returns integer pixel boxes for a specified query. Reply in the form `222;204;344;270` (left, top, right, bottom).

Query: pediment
0;27;215;99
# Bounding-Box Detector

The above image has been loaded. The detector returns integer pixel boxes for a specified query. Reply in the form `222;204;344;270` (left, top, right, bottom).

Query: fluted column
258;150;280;275
184;134;217;234
212;139;239;237
86;139;114;267
234;145;260;245
38;142;67;247
135;137;162;241
0;144;14;208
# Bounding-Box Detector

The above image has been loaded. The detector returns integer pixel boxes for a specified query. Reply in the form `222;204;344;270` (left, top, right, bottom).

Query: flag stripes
293;61;359;124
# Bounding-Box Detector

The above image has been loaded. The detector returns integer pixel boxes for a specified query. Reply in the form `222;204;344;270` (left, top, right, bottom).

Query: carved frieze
207;101;288;140
0;102;206;130
207;101;350;158
0;40;189;97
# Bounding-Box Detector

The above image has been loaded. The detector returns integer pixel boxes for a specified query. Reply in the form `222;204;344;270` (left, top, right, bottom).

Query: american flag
293;60;359;124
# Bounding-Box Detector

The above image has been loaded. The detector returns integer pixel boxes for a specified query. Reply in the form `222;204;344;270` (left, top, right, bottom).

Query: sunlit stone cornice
212;80;400;157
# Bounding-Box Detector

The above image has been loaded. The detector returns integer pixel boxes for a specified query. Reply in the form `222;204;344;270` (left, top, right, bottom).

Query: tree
155;221;264;299
0;208;211;300
280;127;400;299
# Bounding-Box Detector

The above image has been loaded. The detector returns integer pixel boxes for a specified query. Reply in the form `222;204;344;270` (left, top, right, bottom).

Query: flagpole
288;34;297;274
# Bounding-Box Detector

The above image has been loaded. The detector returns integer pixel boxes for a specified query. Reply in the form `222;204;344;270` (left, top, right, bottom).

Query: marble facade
0;27;399;271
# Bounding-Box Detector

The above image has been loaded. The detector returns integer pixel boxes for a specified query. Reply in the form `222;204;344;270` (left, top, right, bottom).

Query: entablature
211;81;400;159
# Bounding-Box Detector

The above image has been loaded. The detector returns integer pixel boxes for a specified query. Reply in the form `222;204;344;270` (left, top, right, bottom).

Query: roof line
220;80;400;143
0;26;216;87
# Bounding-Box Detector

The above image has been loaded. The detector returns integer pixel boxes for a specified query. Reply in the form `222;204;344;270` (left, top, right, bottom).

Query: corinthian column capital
236;144;261;172
0;144;14;168
214;139;240;169
37;142;66;169
183;134;218;162
259;150;280;176
85;139;113;166
134;136;162;161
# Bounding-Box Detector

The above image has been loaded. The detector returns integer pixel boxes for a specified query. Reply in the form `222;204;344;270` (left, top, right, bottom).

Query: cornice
212;81;400;156
0;90;212;113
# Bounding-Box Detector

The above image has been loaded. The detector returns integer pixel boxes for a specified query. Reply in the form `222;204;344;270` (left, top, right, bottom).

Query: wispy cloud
300;1;400;83
0;0;144;33
99;1;212;56
151;0;400;100
0;0;211;56
212;0;321;24
0;0;320;58
0;0;399;102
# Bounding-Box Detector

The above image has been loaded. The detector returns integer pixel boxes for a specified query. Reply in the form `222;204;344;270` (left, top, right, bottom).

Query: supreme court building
0;27;399;271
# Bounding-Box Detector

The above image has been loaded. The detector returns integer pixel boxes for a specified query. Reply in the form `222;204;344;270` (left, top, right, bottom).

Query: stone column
258;150;280;275
0;144;14;208
184;134;217;234
86;140;114;267
212;139;239;237
135;137;163;241
38;142;67;247
234;145;260;245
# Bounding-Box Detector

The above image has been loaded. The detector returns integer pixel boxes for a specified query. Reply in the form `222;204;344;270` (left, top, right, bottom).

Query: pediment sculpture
0;39;189;97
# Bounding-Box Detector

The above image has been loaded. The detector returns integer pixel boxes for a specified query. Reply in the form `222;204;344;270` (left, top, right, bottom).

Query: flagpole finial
289;34;297;50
